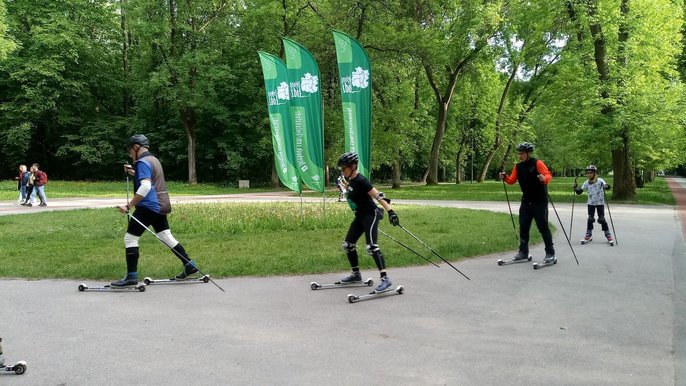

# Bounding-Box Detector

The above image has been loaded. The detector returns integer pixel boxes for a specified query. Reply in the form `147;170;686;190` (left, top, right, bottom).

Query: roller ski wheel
347;285;404;303
310;278;374;290
77;283;146;292
605;235;615;246
497;255;532;266
2;361;27;375
143;275;210;285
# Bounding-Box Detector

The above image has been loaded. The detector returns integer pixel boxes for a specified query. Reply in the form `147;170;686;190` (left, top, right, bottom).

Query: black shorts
127;207;170;236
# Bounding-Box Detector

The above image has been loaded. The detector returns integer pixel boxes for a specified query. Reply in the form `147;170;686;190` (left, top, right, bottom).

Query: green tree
560;0;685;198
0;0;16;59
0;0;125;177
126;0;232;184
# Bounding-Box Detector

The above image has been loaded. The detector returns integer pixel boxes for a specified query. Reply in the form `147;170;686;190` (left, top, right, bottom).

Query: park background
0;0;684;201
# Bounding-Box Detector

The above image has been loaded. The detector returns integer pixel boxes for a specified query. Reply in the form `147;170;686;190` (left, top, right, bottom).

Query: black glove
603;184;611;190
388;210;399;226
574;188;583;195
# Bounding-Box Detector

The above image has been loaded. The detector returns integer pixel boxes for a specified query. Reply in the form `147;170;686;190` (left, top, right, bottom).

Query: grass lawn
0;203;544;280
0;180;283;200
1;177;673;205
0;176;670;280
375;176;675;205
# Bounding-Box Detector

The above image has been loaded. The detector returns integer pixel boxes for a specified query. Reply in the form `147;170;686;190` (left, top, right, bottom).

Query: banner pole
323;191;327;223
300;192;304;224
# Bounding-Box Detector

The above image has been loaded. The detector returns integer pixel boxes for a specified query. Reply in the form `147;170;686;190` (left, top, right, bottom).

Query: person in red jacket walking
499;142;556;264
30;163;48;207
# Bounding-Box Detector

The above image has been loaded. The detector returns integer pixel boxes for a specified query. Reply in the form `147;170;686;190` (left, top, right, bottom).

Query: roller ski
0;338;27;375
533;254;557;270
310;272;374;290
78;283;146;292
605;232;615;246
347;285;404;303
347;276;403;303
143;274;210;285
79;274;146;292
580;233;592;245
497;252;532;266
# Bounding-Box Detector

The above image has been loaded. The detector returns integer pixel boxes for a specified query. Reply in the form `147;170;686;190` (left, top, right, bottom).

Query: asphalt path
1;179;685;385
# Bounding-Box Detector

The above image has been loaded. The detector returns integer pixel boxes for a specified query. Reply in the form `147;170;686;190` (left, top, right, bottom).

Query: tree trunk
427;103;448;184
586;0;635;199
420;168;429;184
180;107;198;184
611;134;635;198
499;140;514;174
271;162;279;188
120;0;130;116
422;41;488;185
478;64;517;182
392;158;401;189
455;133;469;184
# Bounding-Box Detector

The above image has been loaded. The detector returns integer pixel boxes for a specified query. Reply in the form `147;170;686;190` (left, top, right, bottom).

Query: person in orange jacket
499;142;556;264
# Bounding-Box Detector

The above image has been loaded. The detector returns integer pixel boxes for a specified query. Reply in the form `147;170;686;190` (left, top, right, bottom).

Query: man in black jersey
337;152;399;292
499;142;556;264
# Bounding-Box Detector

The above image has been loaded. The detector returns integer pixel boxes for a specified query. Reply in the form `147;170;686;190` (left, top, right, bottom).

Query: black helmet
337;152;359;167
127;134;149;148
586;165;598;172
516;142;534;153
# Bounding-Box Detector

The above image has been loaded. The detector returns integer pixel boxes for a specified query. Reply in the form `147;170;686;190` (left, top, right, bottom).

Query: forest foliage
0;0;684;198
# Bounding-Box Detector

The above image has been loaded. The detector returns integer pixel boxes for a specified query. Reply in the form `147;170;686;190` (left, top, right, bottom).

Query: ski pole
501;175;518;243
379;229;440;268
124;165;131;226
570;175;579;237
126;212;226;292
603;188;618;246
546;192;579;265
397;224;470;280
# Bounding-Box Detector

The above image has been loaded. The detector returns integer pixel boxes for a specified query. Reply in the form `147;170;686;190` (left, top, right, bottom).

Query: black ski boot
111;273;138;287
339;271;362;283
175;261;199;280
543;253;557;264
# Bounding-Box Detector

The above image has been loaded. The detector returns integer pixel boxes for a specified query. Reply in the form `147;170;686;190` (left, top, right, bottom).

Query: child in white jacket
574;165;614;245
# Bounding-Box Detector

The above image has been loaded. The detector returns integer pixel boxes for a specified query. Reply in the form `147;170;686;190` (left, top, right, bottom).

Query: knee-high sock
371;250;386;271
126;247;139;273
172;243;191;265
346;250;359;269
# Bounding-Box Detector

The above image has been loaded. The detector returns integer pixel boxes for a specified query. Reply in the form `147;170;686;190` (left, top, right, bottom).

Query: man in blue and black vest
112;134;198;287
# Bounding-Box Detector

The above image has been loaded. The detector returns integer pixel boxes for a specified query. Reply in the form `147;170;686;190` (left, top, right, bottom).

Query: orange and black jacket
503;157;552;204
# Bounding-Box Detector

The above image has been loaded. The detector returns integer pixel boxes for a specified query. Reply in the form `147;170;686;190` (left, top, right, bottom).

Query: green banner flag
258;51;301;193
282;38;326;193
332;30;372;178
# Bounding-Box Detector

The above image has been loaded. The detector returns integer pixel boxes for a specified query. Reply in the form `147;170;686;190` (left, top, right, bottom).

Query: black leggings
344;209;386;271
519;201;554;255
586;205;609;232
124;207;190;273
127;207;170;235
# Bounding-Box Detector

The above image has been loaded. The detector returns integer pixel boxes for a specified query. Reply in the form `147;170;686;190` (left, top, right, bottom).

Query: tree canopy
0;0;683;194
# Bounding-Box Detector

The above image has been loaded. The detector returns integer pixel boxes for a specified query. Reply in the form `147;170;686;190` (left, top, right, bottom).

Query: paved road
1;179;685;385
